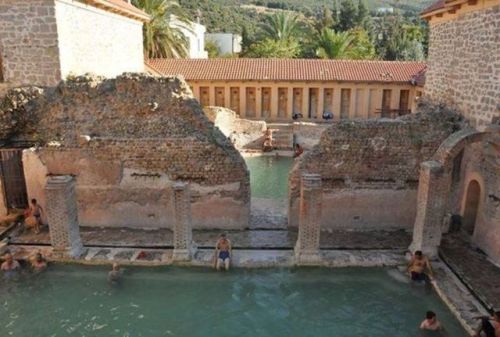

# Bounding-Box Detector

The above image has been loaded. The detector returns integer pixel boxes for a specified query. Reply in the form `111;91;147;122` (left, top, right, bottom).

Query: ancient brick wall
2;74;250;229
425;5;500;128
0;0;61;87
289;108;462;230
451;140;500;264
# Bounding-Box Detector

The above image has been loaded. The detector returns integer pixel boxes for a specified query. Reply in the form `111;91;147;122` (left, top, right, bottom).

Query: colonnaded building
147;58;426;121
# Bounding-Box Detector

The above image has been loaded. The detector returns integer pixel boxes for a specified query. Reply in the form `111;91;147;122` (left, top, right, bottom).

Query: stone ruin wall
451;138;500;263
0;74;250;229
289;105;462;231
0;0;61;87
425;5;500;129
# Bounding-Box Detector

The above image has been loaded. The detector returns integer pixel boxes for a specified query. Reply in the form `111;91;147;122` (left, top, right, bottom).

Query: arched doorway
462;180;481;235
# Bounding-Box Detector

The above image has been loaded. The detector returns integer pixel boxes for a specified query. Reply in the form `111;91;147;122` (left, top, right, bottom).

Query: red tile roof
146;59;427;84
421;0;446;15
86;0;150;22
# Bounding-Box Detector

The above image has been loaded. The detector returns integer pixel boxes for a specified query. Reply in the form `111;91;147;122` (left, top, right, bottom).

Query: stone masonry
45;175;83;258
0;0;61;87
172;182;195;261
295;174;322;264
425;5;500;128
0;74;250;229
288;105;463;230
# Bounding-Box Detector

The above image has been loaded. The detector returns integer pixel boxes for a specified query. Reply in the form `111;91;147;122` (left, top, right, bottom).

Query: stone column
317;87;325;119
332;88;341;121
224;86;231;109
287;87;294;119
295;174;322;264
239;87;246;118
255;87;262;119
45;176;83;258
409;161;447;258
0;178;8;216
172;182;195;261
270;86;279;120
302;87;310;118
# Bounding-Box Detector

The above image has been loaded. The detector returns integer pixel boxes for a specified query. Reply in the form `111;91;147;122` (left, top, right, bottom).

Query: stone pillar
295;174;322;264
172;182;195;261
409;161;447;258
0;178;8;216
302;87;310;118
287;87;294;119
224;86;231;109
255;87;262;119
333;88;341;121
317;87;325;119
271;86;279;120
45;176;83;258
239;87;246;118
208;85;215;106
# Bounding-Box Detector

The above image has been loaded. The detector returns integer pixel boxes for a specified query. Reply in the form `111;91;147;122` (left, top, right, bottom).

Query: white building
170;16;208;59
205;33;242;55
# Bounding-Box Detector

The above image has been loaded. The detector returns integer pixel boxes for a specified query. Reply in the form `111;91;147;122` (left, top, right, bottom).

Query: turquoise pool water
244;156;294;200
0;266;468;337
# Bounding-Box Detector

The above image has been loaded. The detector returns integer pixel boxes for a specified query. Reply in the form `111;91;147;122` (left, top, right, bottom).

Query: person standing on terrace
214;233;232;271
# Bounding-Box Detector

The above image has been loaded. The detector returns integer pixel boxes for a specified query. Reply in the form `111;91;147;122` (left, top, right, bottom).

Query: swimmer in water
1;252;20;272
213;233;232;271
108;263;122;285
31;252;47;272
407;250;433;283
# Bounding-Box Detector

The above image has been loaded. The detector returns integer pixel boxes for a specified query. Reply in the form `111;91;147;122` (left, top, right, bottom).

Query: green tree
337;0;357;31
356;0;369;27
316;28;374;59
261;12;302;41
133;0;189;58
205;40;220;58
314;6;335;32
245;38;301;58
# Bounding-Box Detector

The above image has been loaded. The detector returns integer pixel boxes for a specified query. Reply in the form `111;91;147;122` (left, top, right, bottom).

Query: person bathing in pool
213;233;232;271
408;250;434;283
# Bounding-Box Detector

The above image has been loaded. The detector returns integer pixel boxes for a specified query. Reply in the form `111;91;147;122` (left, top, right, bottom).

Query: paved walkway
10;225;412;250
440;232;500;311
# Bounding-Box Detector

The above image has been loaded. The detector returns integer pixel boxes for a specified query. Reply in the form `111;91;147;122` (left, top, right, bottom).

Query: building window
399;90;410;114
340;89;351;119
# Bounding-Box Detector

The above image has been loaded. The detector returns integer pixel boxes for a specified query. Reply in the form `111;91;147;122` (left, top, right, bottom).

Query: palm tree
316;28;374;59
133;0;189;58
316;29;356;59
261;12;302;41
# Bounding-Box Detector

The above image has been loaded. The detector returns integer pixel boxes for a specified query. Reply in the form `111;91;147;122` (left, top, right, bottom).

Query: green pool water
244;156;294;200
0;266;468;337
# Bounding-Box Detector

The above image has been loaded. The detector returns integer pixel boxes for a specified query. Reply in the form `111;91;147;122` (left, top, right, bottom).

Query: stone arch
409;125;499;257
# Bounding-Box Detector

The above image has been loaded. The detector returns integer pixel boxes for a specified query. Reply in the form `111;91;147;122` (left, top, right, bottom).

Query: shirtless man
473;311;500;337
108;263;122;285
28;199;44;234
408;250;433;282
31;252;47;272
214;234;232;271
420;311;443;331
1;253;20;273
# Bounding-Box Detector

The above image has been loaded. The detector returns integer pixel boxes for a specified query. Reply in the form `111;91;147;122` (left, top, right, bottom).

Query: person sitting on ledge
31;252;47;272
214;233;232;271
1;252;20;274
420;311;443;332
322;111;334;120
294;143;304;158
263;128;273;152
407;250;433;283
473;311;500;337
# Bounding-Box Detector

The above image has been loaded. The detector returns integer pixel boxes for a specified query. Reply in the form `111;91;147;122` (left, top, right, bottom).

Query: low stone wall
1;74;250;229
204;106;266;150
289;108;462;230
292;122;329;150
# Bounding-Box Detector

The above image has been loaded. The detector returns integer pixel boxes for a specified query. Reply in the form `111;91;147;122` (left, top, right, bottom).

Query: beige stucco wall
425;1;500;129
190;80;419;122
54;0;144;79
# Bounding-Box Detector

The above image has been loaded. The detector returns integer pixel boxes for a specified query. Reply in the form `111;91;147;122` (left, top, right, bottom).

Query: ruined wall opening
462;179;481;235
0;149;28;210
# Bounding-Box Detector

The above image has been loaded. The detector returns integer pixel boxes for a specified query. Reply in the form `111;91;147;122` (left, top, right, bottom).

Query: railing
375;109;411;118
